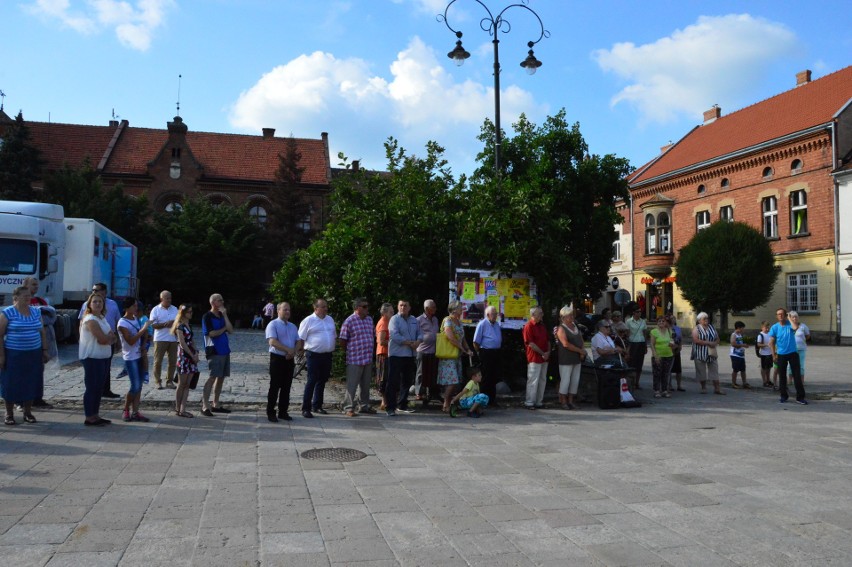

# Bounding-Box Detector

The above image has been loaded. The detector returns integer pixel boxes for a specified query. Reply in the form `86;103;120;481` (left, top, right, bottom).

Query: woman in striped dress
691;312;725;395
0;286;49;425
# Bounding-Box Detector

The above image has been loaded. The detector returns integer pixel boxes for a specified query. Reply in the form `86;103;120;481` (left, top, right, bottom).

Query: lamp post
439;0;548;174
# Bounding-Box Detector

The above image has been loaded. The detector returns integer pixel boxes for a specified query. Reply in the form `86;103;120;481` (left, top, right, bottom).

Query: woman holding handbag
436;301;472;413
170;304;199;418
691;312;724;395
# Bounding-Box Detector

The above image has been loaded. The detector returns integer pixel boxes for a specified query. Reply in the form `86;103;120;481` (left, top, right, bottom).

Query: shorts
730;356;745;372
760;354;773;370
208;354;231;378
458;393;489;409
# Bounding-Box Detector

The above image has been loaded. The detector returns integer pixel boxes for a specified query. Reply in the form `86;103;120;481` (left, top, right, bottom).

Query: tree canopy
675;220;778;329
0;111;42;201
462;110;631;314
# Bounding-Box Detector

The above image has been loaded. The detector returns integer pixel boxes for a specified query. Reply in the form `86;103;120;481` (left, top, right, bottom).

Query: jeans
777;352;806;401
302;351;332;411
125;358;144;395
268;353;295;415
82;357;110;417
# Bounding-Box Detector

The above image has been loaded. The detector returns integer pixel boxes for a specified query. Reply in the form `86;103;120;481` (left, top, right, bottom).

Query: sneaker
201;408;214;417
267;413;279;422
386;410;397;416
131;412;150;422
278;413;293;421
313;408;328;415
654;392;662;398
779;398;788;404
796;399;809;405
122;410;132;422
662;391;671;398
397;408;415;414
302;410;314;419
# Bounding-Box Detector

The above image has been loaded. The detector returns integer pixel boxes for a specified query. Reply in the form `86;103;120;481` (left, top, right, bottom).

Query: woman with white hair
691;312;724;395
789;311;810;384
555;306;586;409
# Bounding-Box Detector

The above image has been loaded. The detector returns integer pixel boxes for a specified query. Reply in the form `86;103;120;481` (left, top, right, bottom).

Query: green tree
264;136;313;261
0;111;42;201
271;138;464;317
461;110;631;316
139;197;263;306
40;159;151;244
675;221;778;330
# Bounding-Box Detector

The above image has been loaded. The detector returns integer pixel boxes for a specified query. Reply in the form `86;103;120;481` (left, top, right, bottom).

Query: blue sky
2;0;850;178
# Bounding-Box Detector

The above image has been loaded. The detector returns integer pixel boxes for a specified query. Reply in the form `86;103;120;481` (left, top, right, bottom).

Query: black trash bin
579;360;633;409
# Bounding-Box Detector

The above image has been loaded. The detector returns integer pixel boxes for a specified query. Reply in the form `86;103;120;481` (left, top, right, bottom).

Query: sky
2;0;850;178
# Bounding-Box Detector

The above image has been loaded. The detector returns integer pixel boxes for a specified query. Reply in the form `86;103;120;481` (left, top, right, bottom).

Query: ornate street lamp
439;0;548;174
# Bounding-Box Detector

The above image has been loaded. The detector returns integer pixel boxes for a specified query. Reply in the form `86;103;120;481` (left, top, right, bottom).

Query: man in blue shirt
386;300;422;416
201;293;234;416
768;307;807;405
473;305;502;405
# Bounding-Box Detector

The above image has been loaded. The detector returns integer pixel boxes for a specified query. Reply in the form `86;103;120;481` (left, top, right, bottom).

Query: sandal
731;383;741;389
23;414;37;423
177;411;194;418
4;416;16;426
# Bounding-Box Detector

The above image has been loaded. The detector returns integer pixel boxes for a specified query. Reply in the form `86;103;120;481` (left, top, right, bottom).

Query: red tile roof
631;66;852;185
24;119;330;186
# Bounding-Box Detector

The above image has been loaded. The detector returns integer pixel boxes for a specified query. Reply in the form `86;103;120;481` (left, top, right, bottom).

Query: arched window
791;159;803;174
720;178;730;188
762;166;774;180
644;214;656;254
790;190;807;235
249;205;267;225
164;201;183;213
697;184;706;194
762;196;778;238
657;212;671;253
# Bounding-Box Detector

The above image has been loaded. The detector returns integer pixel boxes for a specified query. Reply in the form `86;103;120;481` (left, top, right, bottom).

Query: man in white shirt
298;298;336;418
149;290;178;390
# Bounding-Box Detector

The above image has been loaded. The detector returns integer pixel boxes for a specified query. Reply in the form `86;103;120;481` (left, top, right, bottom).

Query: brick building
627;67;852;340
1;113;333;229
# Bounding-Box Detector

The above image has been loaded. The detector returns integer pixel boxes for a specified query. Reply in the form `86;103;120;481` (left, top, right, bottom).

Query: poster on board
449;269;538;329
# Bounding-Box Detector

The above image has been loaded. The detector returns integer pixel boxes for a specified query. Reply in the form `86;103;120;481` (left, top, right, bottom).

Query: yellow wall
634;249;836;334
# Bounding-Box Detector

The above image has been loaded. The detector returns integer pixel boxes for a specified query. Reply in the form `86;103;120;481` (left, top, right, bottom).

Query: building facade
627;67;852;341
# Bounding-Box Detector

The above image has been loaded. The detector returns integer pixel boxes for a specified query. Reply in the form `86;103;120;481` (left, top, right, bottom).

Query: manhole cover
300;448;367;462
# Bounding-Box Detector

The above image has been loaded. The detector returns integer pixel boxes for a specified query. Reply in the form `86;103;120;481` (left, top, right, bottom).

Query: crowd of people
0;285;812;426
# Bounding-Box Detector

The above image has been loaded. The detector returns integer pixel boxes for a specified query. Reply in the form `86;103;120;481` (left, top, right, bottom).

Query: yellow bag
436;331;459;360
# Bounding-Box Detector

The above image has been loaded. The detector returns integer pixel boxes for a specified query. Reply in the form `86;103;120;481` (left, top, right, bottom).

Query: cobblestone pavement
1;332;850;566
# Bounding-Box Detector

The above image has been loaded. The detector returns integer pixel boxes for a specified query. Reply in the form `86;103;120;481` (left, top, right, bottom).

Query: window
612;231;621;262
249;205;267;225
762;166;774;180
762;196;778;238
0;238;37;275
93;236;100;257
171;147;181;158
657;212;671;253
787;272;818;313
720;205;734;222
696;210;711;232
791;159;802;174
697;184;706;195
790;190;807;235
721;178;730;188
645;214;656;254
164;201;182;213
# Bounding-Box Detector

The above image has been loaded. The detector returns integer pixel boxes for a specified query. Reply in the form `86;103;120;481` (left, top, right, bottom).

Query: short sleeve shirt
769;321;796;355
375;318;389;356
202;311;230;355
522;320;549;364
339;313;374;365
266;318;298;356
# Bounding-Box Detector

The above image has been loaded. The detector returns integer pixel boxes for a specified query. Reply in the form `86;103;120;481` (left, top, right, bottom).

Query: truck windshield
0;238;37;275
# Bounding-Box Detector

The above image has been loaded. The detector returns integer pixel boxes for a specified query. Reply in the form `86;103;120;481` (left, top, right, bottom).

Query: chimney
352;160;360;173
703;105;721;125
796;69;812;86
262;127;275;139
660;142;673;154
109;120;119;128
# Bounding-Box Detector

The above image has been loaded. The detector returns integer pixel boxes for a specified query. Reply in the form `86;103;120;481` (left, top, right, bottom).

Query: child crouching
451;367;489;418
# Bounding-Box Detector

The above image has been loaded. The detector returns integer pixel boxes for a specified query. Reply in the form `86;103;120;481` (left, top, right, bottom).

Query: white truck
0;200;138;340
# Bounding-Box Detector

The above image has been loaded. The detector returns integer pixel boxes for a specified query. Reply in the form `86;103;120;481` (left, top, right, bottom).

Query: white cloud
593;14;798;124
23;0;173;51
229;36;545;173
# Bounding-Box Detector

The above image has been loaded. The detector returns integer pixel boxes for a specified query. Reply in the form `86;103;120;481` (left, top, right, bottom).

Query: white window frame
645;214;656;254
612;231;621;262
720;205;733;222
696;210;711;232
787;272;818;313
657;212;671;253
762;196;778;238
790;190;807;235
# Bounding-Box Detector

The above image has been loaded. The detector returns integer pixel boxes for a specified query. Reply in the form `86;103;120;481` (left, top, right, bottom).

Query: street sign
614;289;631;307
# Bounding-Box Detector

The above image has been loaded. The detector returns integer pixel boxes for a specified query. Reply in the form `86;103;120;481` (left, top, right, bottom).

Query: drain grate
300;448;367;462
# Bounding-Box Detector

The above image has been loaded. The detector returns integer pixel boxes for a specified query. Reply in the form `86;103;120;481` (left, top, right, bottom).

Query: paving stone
0;523;75;545
325;537;395;563
45;550;124;566
584;541;666;566
260;531;325;555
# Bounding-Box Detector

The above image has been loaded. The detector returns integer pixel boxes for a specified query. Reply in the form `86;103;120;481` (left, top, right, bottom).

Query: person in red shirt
522;306;550;409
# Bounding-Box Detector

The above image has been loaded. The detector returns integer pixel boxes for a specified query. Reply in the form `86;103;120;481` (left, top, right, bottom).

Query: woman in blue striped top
0;286;49;425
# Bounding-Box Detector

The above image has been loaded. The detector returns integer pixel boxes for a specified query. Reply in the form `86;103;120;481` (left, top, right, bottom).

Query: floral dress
177;323;198;374
437;316;464;386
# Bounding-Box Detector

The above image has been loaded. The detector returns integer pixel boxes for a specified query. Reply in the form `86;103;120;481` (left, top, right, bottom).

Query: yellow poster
509;278;529;296
496;279;509;296
461;281;476;301
504;296;528;318
487;295;500;310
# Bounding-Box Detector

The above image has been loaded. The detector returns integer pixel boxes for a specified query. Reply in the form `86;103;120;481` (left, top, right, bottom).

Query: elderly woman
0;286;49;425
790;311;810;384
667;315;685;392
691;312;724;395
649;317;674;398
79;293;117;425
556;306;586;410
375;302;394;411
438;301;473;413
